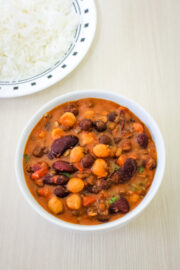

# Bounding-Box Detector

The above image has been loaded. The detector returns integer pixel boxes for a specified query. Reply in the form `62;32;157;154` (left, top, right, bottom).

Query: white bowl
0;0;96;98
15;90;166;232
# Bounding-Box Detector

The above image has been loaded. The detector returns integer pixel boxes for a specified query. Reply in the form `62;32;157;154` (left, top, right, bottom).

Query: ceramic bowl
15;90;166;232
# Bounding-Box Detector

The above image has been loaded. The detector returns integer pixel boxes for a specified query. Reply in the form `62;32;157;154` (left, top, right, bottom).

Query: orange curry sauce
23;98;157;225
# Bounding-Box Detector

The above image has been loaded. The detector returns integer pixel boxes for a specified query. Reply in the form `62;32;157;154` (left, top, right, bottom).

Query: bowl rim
0;0;97;98
15;90;166;232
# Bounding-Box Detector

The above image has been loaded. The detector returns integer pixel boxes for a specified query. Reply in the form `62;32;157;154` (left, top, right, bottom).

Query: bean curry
23;98;157;225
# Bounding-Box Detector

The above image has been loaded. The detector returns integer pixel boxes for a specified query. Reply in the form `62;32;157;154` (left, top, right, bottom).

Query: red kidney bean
97;179;112;190
32;146;46;158
113;168;126;183
114;137;121;144
54;186;69;198
43;174;69;185
99;135;112;145
109;198;129;214
123;158;137;180
53;175;69;185
32;163;42;172
82;154;94;168
112;158;137;183
107;112;117;122
79;119;93;131
51;135;78;158
137;133;148;148
94;121;107;132
64;103;79;116
43;174;53;184
52;160;76;172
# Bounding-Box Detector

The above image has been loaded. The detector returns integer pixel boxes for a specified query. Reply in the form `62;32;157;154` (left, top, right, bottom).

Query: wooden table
0;1;179;269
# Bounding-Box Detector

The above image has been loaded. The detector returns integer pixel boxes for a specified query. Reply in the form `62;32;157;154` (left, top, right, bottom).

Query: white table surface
0;0;180;269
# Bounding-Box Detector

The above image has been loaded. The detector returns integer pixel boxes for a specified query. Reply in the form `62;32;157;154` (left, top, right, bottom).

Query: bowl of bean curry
16;90;165;231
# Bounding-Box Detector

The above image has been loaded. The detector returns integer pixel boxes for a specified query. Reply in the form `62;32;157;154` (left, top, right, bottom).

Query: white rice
0;0;79;81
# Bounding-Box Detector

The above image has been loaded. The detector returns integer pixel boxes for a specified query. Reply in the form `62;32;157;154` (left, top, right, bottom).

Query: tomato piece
83;196;96;207
31;167;48;180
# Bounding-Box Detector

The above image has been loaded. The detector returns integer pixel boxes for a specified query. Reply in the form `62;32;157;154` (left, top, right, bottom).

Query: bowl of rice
0;0;96;98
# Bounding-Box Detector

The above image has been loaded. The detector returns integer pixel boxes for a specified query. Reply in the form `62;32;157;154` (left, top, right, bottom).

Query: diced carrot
38;130;46;138
117;155;126;166
83;196;96;207
74;162;84;172
37;187;50;197
31;167;48;180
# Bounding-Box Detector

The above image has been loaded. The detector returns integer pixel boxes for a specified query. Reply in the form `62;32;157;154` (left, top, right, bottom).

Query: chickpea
129;193;140;203
93;144;110;158
80;132;95;146
70;146;84;163
66;194;81;210
59;112;76;128
51;127;64;139
84;110;95;119
48;196;63;214
67;177;85;193
92;159;108;178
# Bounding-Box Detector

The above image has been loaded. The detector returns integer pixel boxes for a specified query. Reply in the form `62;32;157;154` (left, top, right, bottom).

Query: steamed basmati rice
0;0;79;81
